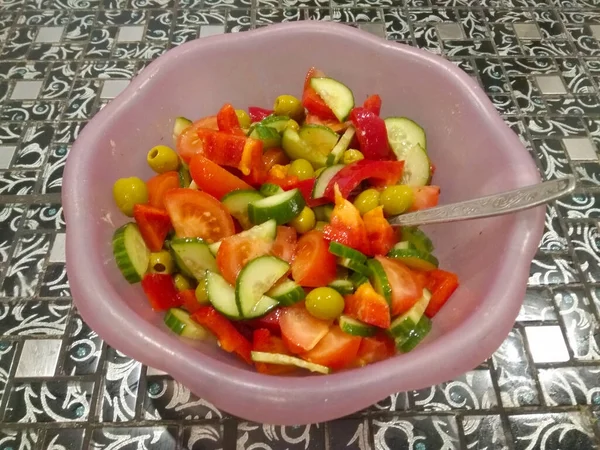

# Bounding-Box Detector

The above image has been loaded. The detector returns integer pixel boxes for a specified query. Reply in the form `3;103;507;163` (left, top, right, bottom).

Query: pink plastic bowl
63;21;544;425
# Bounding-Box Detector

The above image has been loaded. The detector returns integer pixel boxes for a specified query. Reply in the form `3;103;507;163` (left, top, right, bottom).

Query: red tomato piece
323;185;370;255
252;328;295;375
133;204;172;252
245;308;283;335
291;230;337;287
302;67;338;121
176;115;219;163
302;327;362;370
189;154;253;199
248;107;273;123
363;94;382;116
304;114;348;133
191;306;252;364
196;129;263;176
271;226;297;263
216;231;273;285
217;103;245;136
344;282;391;329
354;333;396;367
362;206;396;256
323;160;404;202
163;188;235;243
141;273;182;311
376;256;422;316
424;269;459;318
349;107;392;160
410;186;441;211
280;304;331;353
146;171;180;210
178;289;201;314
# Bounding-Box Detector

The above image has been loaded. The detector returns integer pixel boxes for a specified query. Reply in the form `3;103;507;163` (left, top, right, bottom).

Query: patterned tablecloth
1;0;600;448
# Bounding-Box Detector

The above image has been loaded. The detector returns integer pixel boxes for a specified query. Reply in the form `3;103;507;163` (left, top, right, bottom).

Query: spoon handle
387;176;577;228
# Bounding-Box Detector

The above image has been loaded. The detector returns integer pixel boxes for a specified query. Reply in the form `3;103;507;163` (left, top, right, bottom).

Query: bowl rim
63;20;545;425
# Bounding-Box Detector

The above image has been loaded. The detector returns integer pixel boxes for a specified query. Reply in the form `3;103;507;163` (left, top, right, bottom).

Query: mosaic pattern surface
2;0;600;448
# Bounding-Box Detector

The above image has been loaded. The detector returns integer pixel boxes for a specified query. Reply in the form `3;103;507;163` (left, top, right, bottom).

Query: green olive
290;207;316;234
112;176;148;217
286;119;300;132
149;251;174;274
147;145;179;173
236;109;252;129
314;220;328;232
380;185;415;216
273;94;305;122
353;188;381;215
288;158;314;181
195;277;210;305
174;273;194;291
305;287;345;320
342;149;365;165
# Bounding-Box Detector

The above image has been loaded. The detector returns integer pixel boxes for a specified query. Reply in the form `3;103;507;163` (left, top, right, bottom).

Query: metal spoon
387;176;577;228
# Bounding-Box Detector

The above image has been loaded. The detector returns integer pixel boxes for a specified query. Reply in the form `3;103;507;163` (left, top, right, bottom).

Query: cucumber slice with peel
172;116;192;142
327;126;355;166
222;189;264;230
401;227;434;253
206;271;242;320
339;315;377;337
349;271;369;288
209;219;277;257
260;183;284;197
395;315;432;353
312;164;344;199
388;289;432;340
366;259;392;305
387;248;439;271
309;77;355;122
251;351;330;374
259;115;290;133
164;308;210;340
250;125;281;149
282;128;327;168
248;188;305;225
298;125;339;165
328;279;355;295
112;223;150;283
385;118;430;186
266;279;305;306
329;241;367;264
170;238;218;280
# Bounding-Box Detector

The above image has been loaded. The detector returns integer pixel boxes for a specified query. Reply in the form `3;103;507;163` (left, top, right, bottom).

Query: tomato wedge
176;115;219;163
291;230;337;287
133;204;172;252
163;188;235;243
354;333;396;367
271;226;297;263
280;304;331;353
344;282;391;329
424;269;459;318
189;154;253;199
410;186;441;212
147;171;180;210
216;231;273;285
376;256;422;316
217;103;245;136
302;67;338;121
252;328;295;375
302;327;362;370
323;185;370;255
363;206;396;256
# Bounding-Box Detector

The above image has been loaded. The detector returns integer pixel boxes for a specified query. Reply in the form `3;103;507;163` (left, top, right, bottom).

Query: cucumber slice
387;248;439;271
282;128;327;168
260;115;290;133
310;77;355;122
206;271;242;319
221;189;264;230
349;271;369;288
260;183;284;197
298;125;340;165
208;219;277;257
328;279;355;295
170;238;218;280
327;126;355;166
164;308;210;340
188;180;199;190
366;259;392;305
313;204;334;222
267;279;306;306
178;160;192;188
339;257;370;276
250;125;281;149
392;241;416;251
312;164;344;199
251;351;330;374
395;315;432;353
388;289;432;340
329;241;367;264
112;223;150;283
339;315;377;337
236;255;290;318
401;227;434;253
248;188;305;225
208;241;221;256
385;118;430;186
172;116;192;141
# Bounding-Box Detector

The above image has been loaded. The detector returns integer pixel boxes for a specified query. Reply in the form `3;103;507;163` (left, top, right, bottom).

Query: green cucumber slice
282;128;327;168
328;279;355;295
248;188;305;225
221;189;264;230
327;126;355;166
392;241;416;251
401;227;434;253
206;271;242;320
178;160;192;188
172;116;192;142
339;315;377;337
388;289;432;340
339;257;370;276
366;259;392;305
385;117;427;152
329;241;367;264
309;77;355;122
251;351;330;374
208;219;277;257
385;118;430;186
250;125;281;149
112;223;150;283
164;308;210;340
260;183;284;197
395;315;432;353
298;125;340;165
313;204;334;222
259;115;290;132
235;255;290;318
266;279;306;306
170;237;218;280
208;241;221;256
387;248;439;271
312;164;344;199
349;271;369;288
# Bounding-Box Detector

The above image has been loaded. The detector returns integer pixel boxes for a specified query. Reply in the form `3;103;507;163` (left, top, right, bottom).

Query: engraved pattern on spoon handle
387;176;577;228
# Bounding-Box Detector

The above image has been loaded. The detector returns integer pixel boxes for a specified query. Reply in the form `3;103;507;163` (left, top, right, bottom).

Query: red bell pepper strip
146;171;180;210
344;283;391;329
141;273;182;311
191;306;253;364
248;107;273;123
133;204;172;252
302;67;338;121
323;185;370;255
196;129;263;176
217;103;245;136
363;94;382;116
178;289;201;314
323;159;404;202
362;206;396;256
252;328;295;375
424;269;459;318
349;107;392;160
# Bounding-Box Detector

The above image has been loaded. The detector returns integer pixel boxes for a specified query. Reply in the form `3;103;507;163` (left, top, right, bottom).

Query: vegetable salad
111;67;459;375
